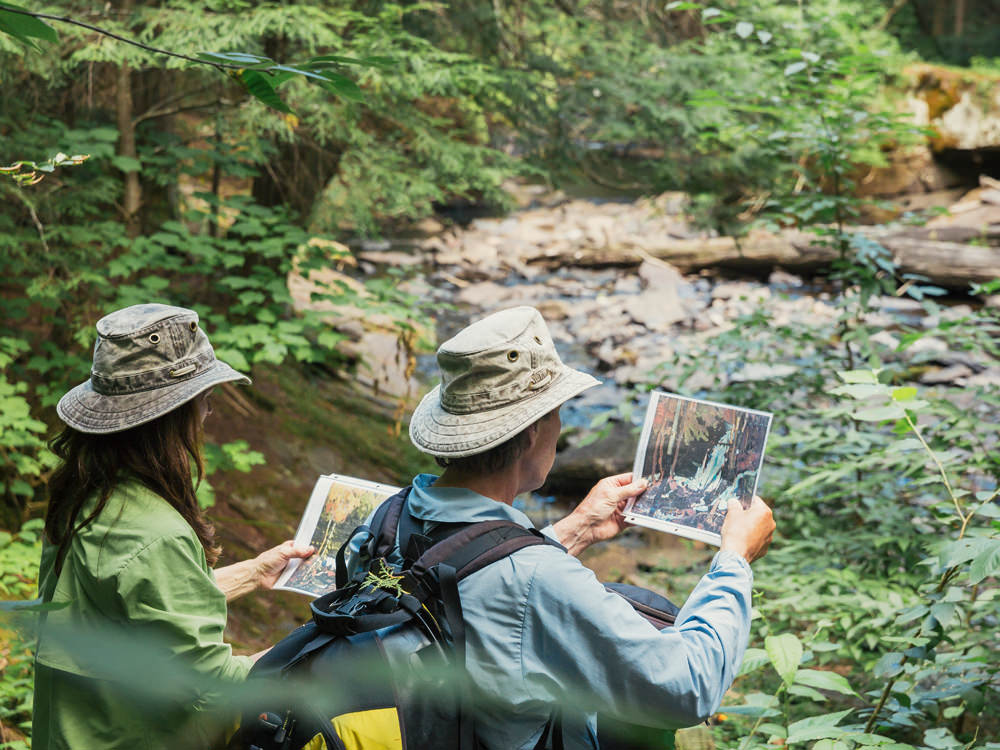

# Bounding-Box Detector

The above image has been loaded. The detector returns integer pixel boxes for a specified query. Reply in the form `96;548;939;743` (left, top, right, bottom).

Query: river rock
618;290;688;331
919;364;975;385
357;249;424;267
768;269;805;287
730;363;798;383
544;420;638;497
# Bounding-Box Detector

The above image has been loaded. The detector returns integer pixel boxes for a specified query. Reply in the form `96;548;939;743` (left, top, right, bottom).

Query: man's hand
551;472;648;556
720;495;775;564
255;541;315;590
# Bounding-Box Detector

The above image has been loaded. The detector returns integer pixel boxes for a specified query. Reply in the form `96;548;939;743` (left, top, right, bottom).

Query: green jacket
33;480;252;749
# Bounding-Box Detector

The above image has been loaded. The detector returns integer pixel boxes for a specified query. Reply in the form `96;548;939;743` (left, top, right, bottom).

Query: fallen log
526;228;1000;289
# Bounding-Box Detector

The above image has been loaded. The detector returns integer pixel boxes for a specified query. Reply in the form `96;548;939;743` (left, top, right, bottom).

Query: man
352;305;775;749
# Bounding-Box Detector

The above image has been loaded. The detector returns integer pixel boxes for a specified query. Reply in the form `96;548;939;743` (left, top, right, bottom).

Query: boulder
544;420;638;498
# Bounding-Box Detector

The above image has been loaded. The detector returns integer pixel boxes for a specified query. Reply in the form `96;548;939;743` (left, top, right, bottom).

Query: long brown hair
45;399;220;574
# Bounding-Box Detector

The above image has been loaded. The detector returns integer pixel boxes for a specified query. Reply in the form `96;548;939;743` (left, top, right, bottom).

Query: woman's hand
550;472;648;556
214;541;313;601
255;541;314;591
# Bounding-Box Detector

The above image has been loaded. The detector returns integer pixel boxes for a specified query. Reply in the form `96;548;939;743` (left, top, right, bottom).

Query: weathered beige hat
409;306;600;458
57;303;251;434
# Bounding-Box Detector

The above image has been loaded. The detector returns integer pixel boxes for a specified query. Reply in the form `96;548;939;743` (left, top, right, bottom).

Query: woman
32;303;313;749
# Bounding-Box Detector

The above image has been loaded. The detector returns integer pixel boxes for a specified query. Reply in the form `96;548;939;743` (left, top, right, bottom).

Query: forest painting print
274;475;399;597
625;392;772;545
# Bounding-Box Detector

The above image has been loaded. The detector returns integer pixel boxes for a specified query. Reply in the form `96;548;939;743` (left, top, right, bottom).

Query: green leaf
197;51;273;68
829;384;888;399
785;710;852;743
891;386;917;401
787;684;826;701
238;70;293;114
0;3;58;45
737;647;769;677
852;404;905;422
969;539;1000;584
795;669;857;696
765;633;802;686
214;348;250;372
873;651;904;679
319;74;364;102
940;537;994;568
838;369;879;384
111;155;142;173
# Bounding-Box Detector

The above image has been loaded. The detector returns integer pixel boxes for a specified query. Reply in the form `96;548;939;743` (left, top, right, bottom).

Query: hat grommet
507;350;519;362
148;333;160;344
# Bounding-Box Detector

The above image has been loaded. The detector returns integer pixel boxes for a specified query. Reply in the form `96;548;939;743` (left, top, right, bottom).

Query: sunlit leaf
852;404;904;422
765;633;802;686
837;369;879;384
794;668;858;697
969;539;1000;584
786;710;852;743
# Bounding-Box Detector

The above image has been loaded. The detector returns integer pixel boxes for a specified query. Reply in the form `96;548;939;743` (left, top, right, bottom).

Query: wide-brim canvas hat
57;303;251;434
410;306;600;458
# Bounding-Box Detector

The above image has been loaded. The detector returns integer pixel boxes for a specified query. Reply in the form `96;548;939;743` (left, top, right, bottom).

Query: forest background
1;1;999;749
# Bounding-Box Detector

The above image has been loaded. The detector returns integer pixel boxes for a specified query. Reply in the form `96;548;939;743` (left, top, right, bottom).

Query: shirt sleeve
519;548;752;728
113;533;252;705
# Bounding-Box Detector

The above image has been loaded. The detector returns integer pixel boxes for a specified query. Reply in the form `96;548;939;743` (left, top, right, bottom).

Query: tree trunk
954;0;966;37
116;0;141;238
932;0;946;36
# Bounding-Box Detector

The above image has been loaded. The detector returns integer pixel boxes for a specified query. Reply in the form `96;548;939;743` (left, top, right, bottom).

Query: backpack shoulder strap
373;486;411;557
333;486;410;589
407;519;565;589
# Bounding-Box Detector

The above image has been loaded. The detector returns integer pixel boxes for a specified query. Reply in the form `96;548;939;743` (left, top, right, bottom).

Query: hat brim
57;360;251;435
409;366;600;458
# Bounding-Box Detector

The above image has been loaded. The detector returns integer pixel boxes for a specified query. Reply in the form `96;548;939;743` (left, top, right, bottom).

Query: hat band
91;350;216;396
440;367;558;415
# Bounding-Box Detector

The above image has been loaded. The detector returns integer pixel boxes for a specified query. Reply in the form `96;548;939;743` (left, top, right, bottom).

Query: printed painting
276;476;398;597
626;392;772;545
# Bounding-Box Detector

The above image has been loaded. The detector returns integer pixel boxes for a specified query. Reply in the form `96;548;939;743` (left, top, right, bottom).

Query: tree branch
133;100;221;127
0;5;240;71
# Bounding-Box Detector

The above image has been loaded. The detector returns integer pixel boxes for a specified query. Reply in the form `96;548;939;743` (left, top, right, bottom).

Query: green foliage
196;440;267;510
0;519;43;746
652;291;1000;746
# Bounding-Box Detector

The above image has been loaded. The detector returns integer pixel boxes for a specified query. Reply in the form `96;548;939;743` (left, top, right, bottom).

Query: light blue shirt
347;473;753;749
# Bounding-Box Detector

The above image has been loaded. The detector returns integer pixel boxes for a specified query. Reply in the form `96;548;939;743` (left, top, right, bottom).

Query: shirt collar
408;473;537;529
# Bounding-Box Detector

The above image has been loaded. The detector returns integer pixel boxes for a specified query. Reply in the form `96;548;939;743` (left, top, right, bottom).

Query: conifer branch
0;5;240;70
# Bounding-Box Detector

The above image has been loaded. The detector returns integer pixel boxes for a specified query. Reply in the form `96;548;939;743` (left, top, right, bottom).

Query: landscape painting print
624;392;772;545
274;475;399;597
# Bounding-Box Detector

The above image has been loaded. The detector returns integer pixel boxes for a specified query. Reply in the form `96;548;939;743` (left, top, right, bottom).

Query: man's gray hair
434;425;534;474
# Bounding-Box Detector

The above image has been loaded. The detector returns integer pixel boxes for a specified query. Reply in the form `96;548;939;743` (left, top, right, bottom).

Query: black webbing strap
533;710;565;750
437;562;475;749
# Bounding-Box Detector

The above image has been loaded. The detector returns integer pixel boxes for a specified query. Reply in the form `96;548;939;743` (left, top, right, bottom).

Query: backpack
229;487;567;750
229;487;681;750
